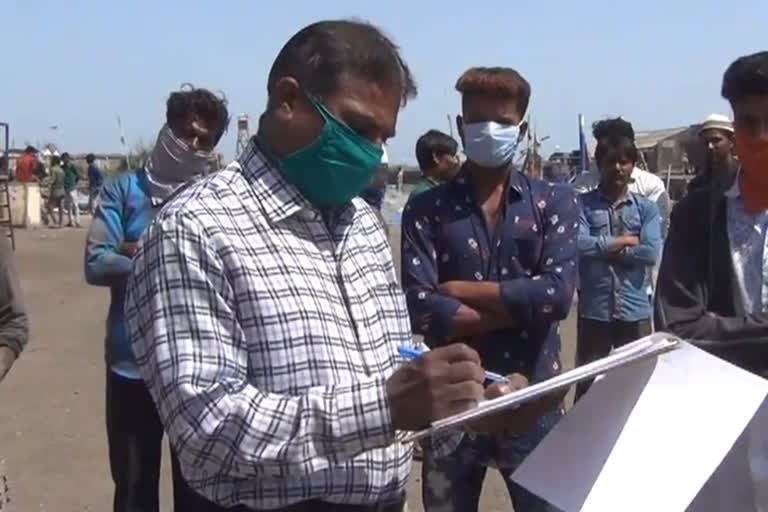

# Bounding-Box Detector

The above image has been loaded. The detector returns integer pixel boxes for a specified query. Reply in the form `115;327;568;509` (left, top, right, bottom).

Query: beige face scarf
144;124;212;201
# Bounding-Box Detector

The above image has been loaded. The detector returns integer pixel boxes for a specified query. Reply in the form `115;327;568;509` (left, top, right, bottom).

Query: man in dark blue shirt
402;66;578;512
576;118;661;399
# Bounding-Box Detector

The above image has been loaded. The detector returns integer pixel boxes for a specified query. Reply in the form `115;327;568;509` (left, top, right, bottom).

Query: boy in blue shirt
576;118;662;399
84;86;229;512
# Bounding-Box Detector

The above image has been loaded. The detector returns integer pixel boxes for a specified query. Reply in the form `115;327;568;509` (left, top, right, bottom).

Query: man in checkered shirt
125;20;549;512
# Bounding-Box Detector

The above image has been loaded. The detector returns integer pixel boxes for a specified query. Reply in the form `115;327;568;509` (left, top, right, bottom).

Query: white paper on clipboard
400;332;681;443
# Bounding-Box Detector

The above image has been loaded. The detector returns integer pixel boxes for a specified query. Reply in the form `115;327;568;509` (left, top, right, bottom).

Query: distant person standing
687;113;738;194
61;152;81;227
408;129;460;201
14;146;43;183
43;155;66;228
86;153;104;214
576;119;661;400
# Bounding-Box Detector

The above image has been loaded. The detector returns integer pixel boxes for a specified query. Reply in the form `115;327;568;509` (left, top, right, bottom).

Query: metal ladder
0;178;14;251
0;123;13;250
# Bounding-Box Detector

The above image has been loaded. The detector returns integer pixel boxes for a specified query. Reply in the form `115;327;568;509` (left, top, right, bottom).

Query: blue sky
3;1;767;163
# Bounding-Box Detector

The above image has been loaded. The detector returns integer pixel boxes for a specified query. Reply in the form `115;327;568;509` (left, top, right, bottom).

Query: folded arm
614;199;662;266
84;179;133;286
497;185;579;325
655;204;768;344
577;207;632;259
401;207;513;343
126;214;395;480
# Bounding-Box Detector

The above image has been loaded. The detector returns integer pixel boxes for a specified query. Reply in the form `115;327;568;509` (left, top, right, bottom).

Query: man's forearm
85;251;133;286
449;303;515;339
158;376;396;480
440;282;510;316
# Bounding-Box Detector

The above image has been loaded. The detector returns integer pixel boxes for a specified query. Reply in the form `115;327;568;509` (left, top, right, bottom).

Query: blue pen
397;344;509;383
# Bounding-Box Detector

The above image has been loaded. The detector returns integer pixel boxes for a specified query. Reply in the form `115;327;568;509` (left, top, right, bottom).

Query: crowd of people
0;17;767;512
15;145;105;227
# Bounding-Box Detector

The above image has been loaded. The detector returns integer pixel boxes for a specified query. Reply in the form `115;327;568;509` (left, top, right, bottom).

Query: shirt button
299;209;317;221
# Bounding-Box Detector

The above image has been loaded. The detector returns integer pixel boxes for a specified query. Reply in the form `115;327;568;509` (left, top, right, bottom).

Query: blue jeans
421;410;562;512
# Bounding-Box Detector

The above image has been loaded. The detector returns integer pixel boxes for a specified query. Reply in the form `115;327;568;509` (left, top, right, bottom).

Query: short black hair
51;155;61;166
268;20;417;107
415;130;458;171
85;153;95;164
61;152;70;160
456;67;531;117
593;117;638;164
166;84;230;146
24;145;37;153
722;51;768;103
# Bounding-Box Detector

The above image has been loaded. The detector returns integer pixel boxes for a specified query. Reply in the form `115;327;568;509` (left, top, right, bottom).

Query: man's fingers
445;381;485;404
485;381;512;399
440;398;481;420
447;360;485;384
505;373;530;391
429;343;481;365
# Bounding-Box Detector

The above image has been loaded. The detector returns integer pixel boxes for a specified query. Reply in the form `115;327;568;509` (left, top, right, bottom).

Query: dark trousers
422;411;562;512
105;370;215;512
575;317;653;400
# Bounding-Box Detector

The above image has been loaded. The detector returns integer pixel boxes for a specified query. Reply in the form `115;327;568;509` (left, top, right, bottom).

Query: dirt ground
0;221;576;512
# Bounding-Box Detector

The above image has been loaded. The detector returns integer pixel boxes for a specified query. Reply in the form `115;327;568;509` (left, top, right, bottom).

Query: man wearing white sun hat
688;112;738;194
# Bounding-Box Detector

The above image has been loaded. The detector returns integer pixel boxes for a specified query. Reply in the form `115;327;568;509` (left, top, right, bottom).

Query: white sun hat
699;113;734;135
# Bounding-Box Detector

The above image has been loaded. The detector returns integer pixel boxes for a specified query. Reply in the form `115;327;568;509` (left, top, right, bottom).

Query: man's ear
456;114;464;144
267;77;301;121
519;120;529;141
431;150;441;167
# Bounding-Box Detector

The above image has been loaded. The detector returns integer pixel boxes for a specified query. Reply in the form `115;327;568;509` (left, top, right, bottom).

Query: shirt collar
452;163;525;199
596;185;633;205
724;167;742;199
238;137;313;224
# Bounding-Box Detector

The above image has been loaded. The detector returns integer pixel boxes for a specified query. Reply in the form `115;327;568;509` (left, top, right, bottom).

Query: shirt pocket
506;231;542;275
586;210;610;236
620;209;642;234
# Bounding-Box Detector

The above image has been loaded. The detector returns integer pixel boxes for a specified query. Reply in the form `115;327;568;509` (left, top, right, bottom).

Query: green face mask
279;96;384;207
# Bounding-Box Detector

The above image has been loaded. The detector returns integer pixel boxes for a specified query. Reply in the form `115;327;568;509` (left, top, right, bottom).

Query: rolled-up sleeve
616;199;661;266
500;185;578;324
401;201;461;342
126;214;395;480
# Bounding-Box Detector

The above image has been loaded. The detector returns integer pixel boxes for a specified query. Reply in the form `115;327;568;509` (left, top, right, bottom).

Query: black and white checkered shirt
126;140;455;509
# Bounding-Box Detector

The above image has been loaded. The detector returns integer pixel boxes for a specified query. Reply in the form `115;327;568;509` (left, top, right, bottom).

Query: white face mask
462;121;522;168
145;124;212;201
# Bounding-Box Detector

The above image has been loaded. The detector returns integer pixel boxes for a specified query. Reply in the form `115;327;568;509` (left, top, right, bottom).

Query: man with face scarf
84;85;229;512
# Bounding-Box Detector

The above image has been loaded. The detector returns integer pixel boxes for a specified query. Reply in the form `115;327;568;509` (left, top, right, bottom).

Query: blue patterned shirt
401;168;578;382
